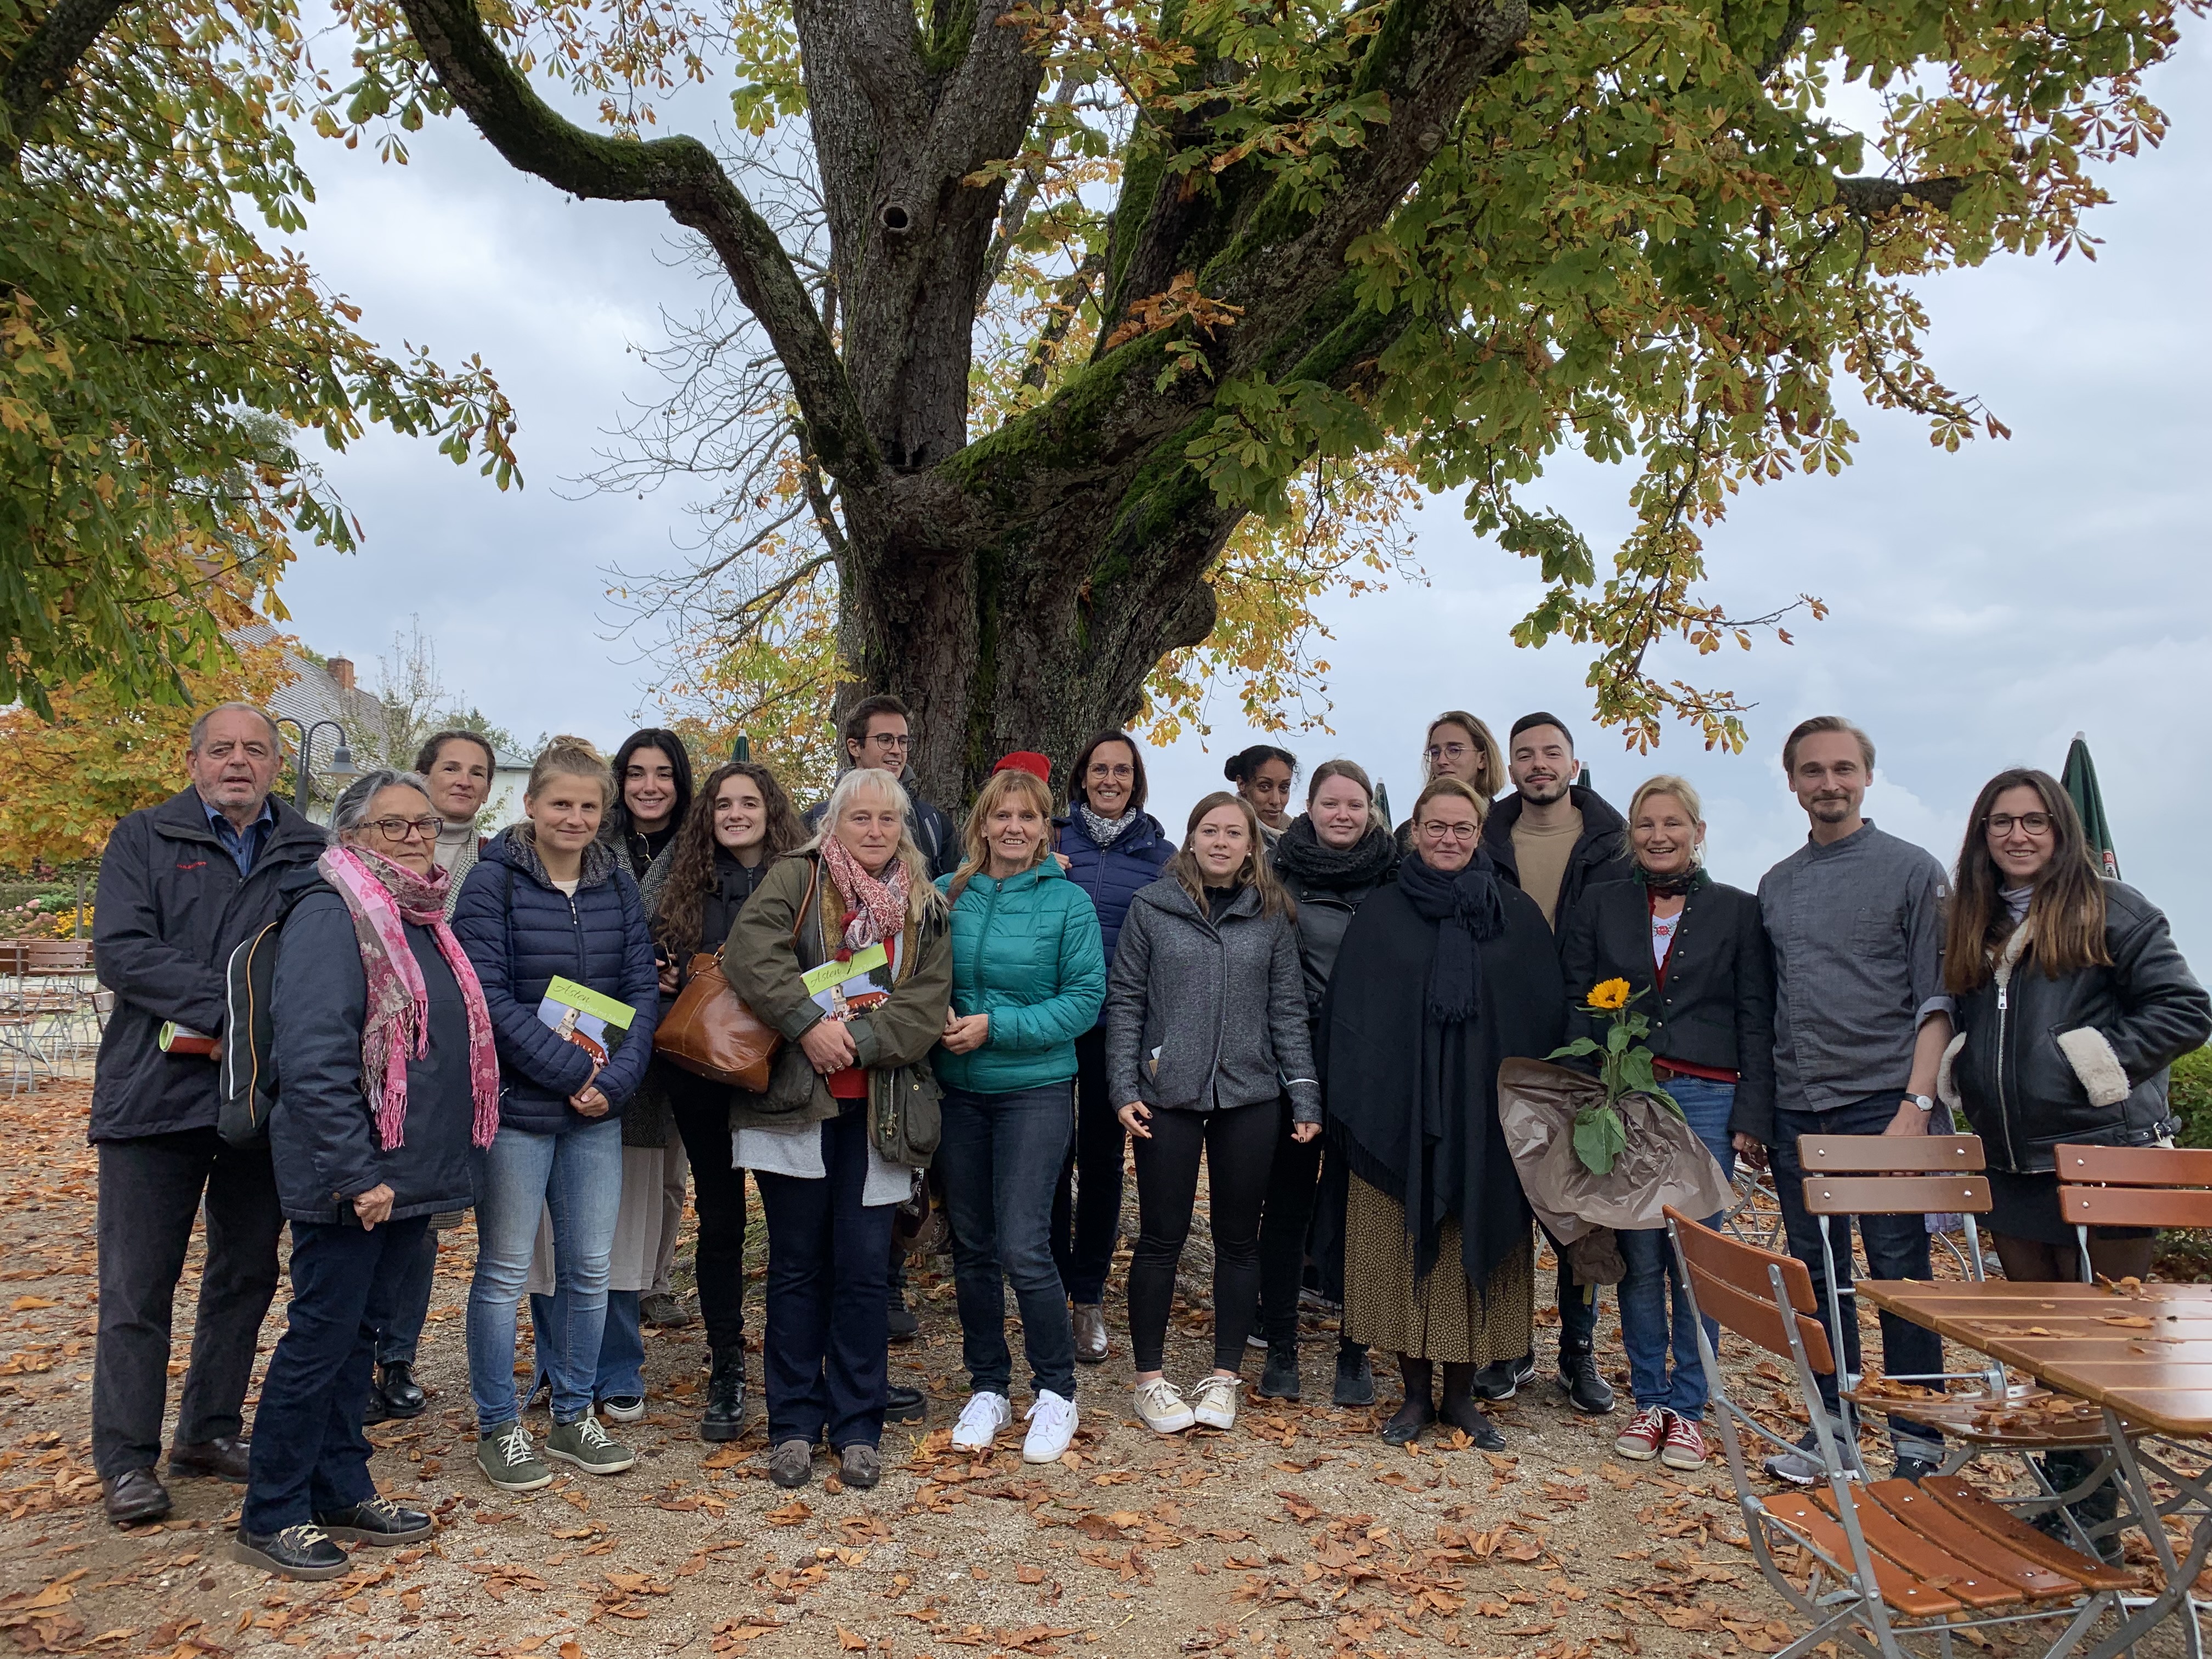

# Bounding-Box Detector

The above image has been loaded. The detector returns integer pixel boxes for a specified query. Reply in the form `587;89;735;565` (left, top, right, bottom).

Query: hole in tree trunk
879;202;912;234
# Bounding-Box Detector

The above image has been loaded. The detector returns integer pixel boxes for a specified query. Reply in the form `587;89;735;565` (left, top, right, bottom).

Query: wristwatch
1905;1093;1936;1113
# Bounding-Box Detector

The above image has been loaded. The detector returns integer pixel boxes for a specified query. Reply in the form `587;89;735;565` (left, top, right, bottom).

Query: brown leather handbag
653;865;817;1091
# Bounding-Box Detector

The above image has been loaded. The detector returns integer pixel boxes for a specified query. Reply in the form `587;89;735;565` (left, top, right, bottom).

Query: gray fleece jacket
1104;874;1321;1122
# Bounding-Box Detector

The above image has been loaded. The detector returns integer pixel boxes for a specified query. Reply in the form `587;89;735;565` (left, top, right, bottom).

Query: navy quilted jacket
452;826;661;1136
1054;810;1173;965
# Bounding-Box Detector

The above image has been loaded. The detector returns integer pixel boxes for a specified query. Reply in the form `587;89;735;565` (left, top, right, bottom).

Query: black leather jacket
1556;874;1778;1142
1940;882;2210;1174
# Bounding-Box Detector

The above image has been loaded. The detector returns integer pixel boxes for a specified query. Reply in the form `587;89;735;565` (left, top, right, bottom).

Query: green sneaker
544;1414;635;1476
476;1422;552;1492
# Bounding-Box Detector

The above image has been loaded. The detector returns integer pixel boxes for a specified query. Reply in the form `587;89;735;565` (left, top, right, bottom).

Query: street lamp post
274;718;360;813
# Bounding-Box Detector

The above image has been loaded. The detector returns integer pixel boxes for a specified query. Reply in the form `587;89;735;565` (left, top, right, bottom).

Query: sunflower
1587;977;1632;1011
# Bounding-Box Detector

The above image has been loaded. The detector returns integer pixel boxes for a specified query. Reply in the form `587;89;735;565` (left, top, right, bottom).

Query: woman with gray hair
1554;774;1774;1474
725;765;952;1492
235;770;498;1579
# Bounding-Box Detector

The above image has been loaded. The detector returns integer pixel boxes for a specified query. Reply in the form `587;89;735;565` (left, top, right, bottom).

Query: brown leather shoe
104;1466;172;1526
1071;1303;1109;1365
168;1436;250;1482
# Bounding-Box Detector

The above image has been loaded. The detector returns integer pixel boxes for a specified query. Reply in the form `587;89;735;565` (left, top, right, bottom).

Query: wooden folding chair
2054;1142;2212;1280
1667;1207;2141;1659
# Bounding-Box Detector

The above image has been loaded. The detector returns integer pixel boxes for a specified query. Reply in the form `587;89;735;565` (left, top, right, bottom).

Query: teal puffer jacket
932;860;1107;1094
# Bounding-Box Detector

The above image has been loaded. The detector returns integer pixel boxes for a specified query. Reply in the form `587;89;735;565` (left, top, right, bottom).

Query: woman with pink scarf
235;771;499;1582
727;766;952;1494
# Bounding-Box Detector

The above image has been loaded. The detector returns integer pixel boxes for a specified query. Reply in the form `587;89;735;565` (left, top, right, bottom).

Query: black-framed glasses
1984;811;2054;837
1417;821;1480;842
368;816;442;841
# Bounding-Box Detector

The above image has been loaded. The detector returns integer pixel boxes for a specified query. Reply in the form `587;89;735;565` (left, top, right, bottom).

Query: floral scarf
318;845;501;1151
817;832;910;953
1076;802;1136;849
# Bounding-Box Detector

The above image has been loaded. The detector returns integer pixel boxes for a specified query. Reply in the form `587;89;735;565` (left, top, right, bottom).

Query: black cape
1321;882;1567;1288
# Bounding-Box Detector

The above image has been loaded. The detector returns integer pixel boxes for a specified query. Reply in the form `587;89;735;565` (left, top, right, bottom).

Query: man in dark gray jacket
89;703;326;1524
1756;715;1953;1487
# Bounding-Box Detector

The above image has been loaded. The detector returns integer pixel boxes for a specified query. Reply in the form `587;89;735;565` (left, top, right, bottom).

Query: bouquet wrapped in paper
1497;980;1733;1279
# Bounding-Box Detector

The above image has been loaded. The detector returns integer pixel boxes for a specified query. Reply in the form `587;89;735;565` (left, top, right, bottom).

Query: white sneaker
1133;1377;1195;1435
1022;1390;1078;1464
951;1391;1012;1452
1190;1374;1243;1430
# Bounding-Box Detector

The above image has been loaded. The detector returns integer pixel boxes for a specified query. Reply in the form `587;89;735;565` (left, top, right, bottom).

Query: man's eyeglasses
863;733;912;751
1984;811;2054;837
368;816;442;842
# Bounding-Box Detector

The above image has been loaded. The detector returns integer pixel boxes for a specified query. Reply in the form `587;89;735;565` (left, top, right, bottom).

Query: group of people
85;696;2208;1583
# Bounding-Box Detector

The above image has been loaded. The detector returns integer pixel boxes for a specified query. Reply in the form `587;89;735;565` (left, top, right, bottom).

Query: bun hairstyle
1224;743;1297;787
527;735;615;808
1170;791;1294;918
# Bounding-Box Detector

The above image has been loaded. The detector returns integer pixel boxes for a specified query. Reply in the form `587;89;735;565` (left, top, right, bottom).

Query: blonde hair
809;766;946;924
1424;712;1504;802
950;770;1054;901
1170;792;1294;918
527;735;614;807
1412;774;1488;825
1627;774;1706;868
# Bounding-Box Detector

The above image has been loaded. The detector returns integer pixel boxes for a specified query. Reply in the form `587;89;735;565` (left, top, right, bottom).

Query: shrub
2172;1048;2212;1150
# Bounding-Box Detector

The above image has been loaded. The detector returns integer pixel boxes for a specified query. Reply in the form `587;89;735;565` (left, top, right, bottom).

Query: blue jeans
939;1083;1077;1401
243;1216;425;1533
528;1289;644;1401
756;1108;893;1449
1773;1090;1943;1454
1618;1076;1737;1419
467;1118;623;1432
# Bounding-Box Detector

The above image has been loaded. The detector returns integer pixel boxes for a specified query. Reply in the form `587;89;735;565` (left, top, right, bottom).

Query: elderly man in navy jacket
89;703;327;1525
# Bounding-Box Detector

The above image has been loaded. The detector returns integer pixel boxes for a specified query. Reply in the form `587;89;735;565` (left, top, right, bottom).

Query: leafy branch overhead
10;0;2189;787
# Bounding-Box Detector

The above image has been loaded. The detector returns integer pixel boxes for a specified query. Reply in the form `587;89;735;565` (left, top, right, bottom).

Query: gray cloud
283;48;2210;967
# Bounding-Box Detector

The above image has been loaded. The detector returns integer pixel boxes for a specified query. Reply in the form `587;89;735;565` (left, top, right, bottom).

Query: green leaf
1548;1039;1601;1058
1573;1105;1628;1177
1606;1023;1632;1054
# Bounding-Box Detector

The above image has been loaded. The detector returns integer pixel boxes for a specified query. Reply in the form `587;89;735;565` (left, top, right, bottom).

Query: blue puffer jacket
452;826;661;1136
1054;810;1173;1030
932;859;1107;1095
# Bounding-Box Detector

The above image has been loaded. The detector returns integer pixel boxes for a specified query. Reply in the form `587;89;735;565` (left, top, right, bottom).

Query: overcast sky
280;42;2211;966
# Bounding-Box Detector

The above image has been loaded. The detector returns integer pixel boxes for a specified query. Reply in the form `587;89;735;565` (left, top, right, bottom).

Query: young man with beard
1752;716;1951;1486
1476;712;1630;1417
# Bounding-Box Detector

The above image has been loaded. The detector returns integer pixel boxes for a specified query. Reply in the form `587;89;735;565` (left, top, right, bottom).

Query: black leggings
668;1077;748;1357
1127;1101;1278;1374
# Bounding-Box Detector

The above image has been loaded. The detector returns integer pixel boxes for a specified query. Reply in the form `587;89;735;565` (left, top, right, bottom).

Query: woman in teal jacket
933;765;1107;1466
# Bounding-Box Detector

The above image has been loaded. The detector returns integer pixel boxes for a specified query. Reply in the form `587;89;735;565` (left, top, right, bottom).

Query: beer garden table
1858;1278;2212;1657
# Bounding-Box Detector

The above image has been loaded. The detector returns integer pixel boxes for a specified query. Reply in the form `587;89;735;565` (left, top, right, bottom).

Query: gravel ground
0;1081;2196;1659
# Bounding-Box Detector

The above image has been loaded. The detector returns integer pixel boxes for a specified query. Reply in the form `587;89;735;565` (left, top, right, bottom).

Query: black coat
1481;784;1633;924
1322;882;1567;1288
1274;854;1398;1029
1556;876;1778;1142
91;787;327;1141
450;827;661;1136
1943;882;2211;1175
268;884;478;1224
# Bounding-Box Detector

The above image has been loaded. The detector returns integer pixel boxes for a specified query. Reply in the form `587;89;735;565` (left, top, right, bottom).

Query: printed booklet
800;941;895;1023
537;975;637;1065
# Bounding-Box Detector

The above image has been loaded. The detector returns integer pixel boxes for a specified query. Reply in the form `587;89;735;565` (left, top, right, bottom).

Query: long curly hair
651;760;808;954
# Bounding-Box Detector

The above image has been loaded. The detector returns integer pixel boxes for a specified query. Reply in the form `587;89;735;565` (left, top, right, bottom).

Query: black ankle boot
1556;1346;1615;1415
1256;1340;1301;1401
1332;1342;1375;1408
1438;1363;1507;1450
700;1349;746;1442
377;1361;427;1418
1381;1356;1435;1445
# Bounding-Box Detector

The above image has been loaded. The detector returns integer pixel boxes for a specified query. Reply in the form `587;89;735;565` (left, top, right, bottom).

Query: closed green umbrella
2061;732;2120;880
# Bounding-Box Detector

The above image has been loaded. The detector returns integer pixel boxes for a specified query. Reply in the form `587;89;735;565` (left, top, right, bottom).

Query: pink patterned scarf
319;845;501;1150
817;833;910;954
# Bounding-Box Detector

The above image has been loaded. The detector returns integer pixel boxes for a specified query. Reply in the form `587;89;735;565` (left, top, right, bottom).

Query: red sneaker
1661;1412;1708;1471
1613;1404;1669;1462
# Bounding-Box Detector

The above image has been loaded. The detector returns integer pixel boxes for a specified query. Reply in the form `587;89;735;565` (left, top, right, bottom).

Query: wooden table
1860;1279;2212;1658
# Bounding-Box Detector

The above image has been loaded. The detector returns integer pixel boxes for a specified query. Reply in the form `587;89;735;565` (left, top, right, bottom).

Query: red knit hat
994;751;1052;782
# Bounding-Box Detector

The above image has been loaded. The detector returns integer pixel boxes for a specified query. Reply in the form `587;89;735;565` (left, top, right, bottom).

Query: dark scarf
1393;849;1506;1023
1633;862;1711;900
1273;814;1398;890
